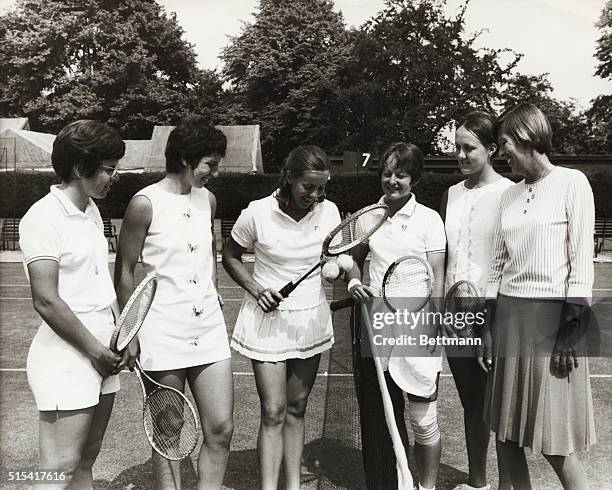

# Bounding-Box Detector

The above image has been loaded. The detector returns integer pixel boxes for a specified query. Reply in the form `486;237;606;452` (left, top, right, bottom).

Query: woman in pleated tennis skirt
222;145;341;489
479;103;596;489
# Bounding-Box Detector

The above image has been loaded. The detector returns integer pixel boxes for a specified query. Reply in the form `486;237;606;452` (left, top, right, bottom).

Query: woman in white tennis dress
441;111;513;490
346;143;446;490
115;116;232;489
222;145;341;489
20;120;125;488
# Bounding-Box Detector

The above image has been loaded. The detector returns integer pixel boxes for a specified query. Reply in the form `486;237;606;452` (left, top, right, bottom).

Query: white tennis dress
230;194;341;361
135;183;230;371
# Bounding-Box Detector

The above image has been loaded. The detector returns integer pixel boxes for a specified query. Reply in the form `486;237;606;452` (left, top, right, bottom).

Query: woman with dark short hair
479;103;596;489
441;111;513;490
19;120;125;488
115;115;233;489
222;145;341;489
346;142;447;490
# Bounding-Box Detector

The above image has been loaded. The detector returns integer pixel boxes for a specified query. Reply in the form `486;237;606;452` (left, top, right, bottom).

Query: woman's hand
115;336;140;374
256;288;284;313
476;325;493;373
90;344;122;378
551;303;584;377
551;325;579;377
349;283;376;303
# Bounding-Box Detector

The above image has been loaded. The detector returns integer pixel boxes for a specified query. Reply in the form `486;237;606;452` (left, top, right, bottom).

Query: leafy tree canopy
221;0;353;169
0;0;224;137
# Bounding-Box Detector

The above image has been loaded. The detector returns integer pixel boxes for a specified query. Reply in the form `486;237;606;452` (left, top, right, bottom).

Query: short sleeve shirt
367;194;446;291
232;193;342;309
19;185;115;313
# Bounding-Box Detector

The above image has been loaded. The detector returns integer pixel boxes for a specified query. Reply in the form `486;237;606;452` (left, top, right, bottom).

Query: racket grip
279;282;295;298
330;297;355;311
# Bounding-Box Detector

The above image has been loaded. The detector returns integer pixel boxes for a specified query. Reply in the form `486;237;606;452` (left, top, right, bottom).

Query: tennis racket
330;255;434;312
134;359;199;460
444;280;483;338
109;274;158;352
382;255;433;313
279;203;389;298
359;303;413;489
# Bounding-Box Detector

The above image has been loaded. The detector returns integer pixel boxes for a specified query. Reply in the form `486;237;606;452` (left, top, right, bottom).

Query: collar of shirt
377;192;417;217
269;190;321;223
49;185;96;218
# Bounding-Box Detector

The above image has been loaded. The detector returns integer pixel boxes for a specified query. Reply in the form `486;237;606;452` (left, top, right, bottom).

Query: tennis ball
321;260;341;282
335;254;354;272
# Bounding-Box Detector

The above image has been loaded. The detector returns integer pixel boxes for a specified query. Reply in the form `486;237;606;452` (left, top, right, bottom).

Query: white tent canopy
0;129;54;170
148;125;263;173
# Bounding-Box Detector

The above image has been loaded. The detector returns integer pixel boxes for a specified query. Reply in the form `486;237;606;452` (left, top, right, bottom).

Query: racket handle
330;297;354;311
279;282;295;298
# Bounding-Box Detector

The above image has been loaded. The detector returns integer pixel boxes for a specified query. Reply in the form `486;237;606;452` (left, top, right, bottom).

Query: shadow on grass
94;458;198;489
92;440;468;489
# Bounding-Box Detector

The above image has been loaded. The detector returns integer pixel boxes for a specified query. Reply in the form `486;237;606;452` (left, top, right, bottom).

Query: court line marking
0;368;610;378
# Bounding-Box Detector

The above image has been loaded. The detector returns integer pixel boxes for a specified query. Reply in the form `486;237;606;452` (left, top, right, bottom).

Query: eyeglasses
99;164;119;177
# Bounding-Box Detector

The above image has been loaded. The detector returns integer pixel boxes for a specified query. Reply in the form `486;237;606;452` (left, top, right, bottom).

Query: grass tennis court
1;259;611;489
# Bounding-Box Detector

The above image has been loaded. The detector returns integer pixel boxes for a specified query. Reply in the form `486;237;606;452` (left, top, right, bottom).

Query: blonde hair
495;103;552;154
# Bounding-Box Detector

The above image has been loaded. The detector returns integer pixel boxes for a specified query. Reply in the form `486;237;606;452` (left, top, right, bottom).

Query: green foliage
0;0;225;138
3;170;611;220
595;0;612;81
334;0;519;155
498;73;594;154
220;0;353;170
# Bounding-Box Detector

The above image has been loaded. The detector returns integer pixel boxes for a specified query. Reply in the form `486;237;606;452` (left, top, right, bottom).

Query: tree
585;1;612;153
498;73;591;154
221;0;352;170
0;0;224;138
333;0;519;155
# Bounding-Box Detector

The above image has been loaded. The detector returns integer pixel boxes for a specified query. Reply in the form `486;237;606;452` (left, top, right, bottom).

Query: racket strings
327;208;386;255
383;261;432;311
144;388;198;460
116;281;156;347
446;283;481;313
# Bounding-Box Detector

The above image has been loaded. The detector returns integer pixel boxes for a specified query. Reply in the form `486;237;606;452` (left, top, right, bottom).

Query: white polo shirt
365;194;446;291
19;185;115;313
232;193;341;309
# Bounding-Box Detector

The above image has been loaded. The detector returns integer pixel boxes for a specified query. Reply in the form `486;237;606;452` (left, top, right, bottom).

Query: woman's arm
114;196;151;309
208;192;219;292
28;260;120;377
345;242;376;302
113;196;151;369
439;188;449;222
222;236;283;312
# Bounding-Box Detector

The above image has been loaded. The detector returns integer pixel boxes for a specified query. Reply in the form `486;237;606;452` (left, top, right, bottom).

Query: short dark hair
495;103;552;155
276;145;331;209
165;116;227;173
52;120;125;182
378;142;424;184
458;111;497;154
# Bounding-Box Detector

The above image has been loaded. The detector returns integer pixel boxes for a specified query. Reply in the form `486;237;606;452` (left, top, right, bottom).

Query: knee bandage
409;400;440;446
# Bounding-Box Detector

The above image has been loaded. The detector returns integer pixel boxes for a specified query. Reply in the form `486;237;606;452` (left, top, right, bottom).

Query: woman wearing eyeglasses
19;120;126;488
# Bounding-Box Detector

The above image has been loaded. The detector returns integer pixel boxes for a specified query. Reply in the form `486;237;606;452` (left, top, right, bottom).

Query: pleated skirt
230;296;334;361
484;294;596;456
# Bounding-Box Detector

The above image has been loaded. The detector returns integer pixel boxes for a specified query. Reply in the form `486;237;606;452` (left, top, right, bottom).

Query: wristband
347;278;362;292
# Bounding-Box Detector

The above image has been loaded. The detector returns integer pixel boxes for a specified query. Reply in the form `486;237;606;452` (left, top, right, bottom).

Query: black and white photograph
0;0;610;488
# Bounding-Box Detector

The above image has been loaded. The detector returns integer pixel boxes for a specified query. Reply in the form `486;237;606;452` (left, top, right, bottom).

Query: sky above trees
154;0;610;108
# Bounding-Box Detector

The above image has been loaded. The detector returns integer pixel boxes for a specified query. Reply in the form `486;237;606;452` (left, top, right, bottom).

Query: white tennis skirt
231;296;334;362
27;308;120;411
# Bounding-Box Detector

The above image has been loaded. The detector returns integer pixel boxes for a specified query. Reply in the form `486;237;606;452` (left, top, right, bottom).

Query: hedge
1;169;611;219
